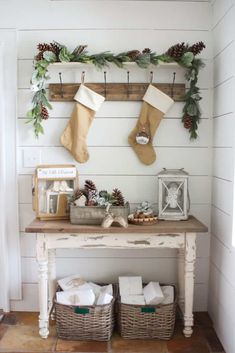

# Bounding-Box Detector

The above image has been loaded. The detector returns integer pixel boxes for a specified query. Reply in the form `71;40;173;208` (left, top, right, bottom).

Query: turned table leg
183;232;196;338
37;233;49;339
48;249;56;320
177;247;185;314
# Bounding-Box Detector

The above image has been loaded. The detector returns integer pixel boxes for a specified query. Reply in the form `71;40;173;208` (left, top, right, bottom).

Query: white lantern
157;168;190;220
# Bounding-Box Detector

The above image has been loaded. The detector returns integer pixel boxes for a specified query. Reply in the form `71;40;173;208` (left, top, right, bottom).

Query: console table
25;216;207;339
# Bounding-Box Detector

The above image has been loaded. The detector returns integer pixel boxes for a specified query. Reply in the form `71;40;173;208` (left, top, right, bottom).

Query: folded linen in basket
143;282;164;305
119;276;143;296
56;289;95;306
58;274;86;291
161;286;174;305
121;295;146;305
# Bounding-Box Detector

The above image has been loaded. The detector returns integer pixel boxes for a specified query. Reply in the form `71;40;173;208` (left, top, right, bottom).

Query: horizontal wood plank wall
9;0;212;311
209;1;235;353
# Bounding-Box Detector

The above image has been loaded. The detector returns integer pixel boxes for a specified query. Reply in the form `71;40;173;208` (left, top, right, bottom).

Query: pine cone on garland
189;41;205;56
142;48;151;54
127;50;141;60
112;188;125;206
41;106;49;120
36;42;60;61
183;116;193;129
167;42;186;59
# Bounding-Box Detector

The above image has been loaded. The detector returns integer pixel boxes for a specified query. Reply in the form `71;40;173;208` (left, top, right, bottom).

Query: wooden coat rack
49;83;185;102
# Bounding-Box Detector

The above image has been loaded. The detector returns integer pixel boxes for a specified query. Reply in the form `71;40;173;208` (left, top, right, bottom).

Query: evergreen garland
27;41;205;139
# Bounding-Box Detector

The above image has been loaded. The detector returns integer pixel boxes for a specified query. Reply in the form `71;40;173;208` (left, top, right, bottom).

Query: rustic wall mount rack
49;82;185;102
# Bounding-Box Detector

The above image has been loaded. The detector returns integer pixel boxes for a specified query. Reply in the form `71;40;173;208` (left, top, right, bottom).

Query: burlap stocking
61;85;105;163
128;85;174;165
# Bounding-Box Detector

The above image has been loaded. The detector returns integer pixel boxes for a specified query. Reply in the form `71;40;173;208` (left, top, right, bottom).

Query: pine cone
189;41;205;56
183;116;193;129
142;48;151;54
49;42;60;56
35;52;44;61
127;50;141;60
84;180;97;192
37;43;51;52
74;189;84;199
167;42;186;58
41;106;49;120
112;188;125;206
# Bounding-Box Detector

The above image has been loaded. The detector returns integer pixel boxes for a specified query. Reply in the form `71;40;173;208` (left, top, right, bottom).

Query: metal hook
104;71;107;98
81;71;85;84
127;71;130;97
171;72;176;98
150;71;154;84
59;72;63;98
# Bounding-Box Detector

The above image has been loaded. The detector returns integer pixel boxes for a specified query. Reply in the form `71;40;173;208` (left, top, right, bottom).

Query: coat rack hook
81;71;85;84
150;71;154;84
171;72;176;98
59;72;64;98
104;71;107;98
127;71;130;97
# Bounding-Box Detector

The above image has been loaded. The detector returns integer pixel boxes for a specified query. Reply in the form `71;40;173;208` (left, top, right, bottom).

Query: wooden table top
25;216;207;234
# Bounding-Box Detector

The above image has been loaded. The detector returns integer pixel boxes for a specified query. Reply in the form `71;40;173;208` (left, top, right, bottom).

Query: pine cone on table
84;180;97;192
167;42;186;59
188;41;206;56
112;188;125;206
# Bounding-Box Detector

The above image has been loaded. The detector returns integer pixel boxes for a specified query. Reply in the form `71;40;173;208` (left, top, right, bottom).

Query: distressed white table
25;216;207;340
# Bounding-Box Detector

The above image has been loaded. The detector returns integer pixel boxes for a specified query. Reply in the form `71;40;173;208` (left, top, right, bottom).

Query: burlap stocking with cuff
128;85;174;165
61;84;105;163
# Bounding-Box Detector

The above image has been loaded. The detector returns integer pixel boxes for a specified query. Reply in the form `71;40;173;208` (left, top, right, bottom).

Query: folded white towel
58;274;85;291
121;295;145;305
161;286;174;305
97;292;113;305
143;282;164;305
56;289;95;306
119;276;143;296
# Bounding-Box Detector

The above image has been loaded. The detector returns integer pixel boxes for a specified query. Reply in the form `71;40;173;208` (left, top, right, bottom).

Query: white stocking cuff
143;84;174;114
74;84;105;111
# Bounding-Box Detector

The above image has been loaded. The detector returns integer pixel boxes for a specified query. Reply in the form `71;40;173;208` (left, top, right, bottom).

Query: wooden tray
128;216;158;226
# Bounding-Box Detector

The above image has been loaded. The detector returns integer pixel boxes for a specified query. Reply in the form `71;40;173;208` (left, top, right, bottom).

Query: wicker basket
55;286;115;341
118;285;177;340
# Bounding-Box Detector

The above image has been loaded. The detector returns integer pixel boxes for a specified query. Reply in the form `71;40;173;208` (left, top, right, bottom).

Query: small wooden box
33;165;78;220
70;203;130;225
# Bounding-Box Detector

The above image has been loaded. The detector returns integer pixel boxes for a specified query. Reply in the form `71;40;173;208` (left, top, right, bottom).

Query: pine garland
27;41;205;139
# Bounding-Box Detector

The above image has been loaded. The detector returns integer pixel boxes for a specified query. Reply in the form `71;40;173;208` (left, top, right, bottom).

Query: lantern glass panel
161;180;184;215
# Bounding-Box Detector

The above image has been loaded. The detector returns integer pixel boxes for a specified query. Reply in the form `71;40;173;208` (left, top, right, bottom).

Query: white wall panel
212;177;233;215
18;118;211;148
214;78;235;117
211;205;232;247
213;113;234;147
213;147;234;181
0;1;211;31
18;146;211;176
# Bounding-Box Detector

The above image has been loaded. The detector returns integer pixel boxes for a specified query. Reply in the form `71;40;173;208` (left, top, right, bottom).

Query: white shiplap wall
0;0;212;311
209;1;235;353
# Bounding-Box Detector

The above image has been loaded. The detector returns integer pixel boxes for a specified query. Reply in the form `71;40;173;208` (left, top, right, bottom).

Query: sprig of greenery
28;41;205;138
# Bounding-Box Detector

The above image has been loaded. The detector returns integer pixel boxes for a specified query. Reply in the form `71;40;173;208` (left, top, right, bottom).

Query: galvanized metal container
70;203;130;225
